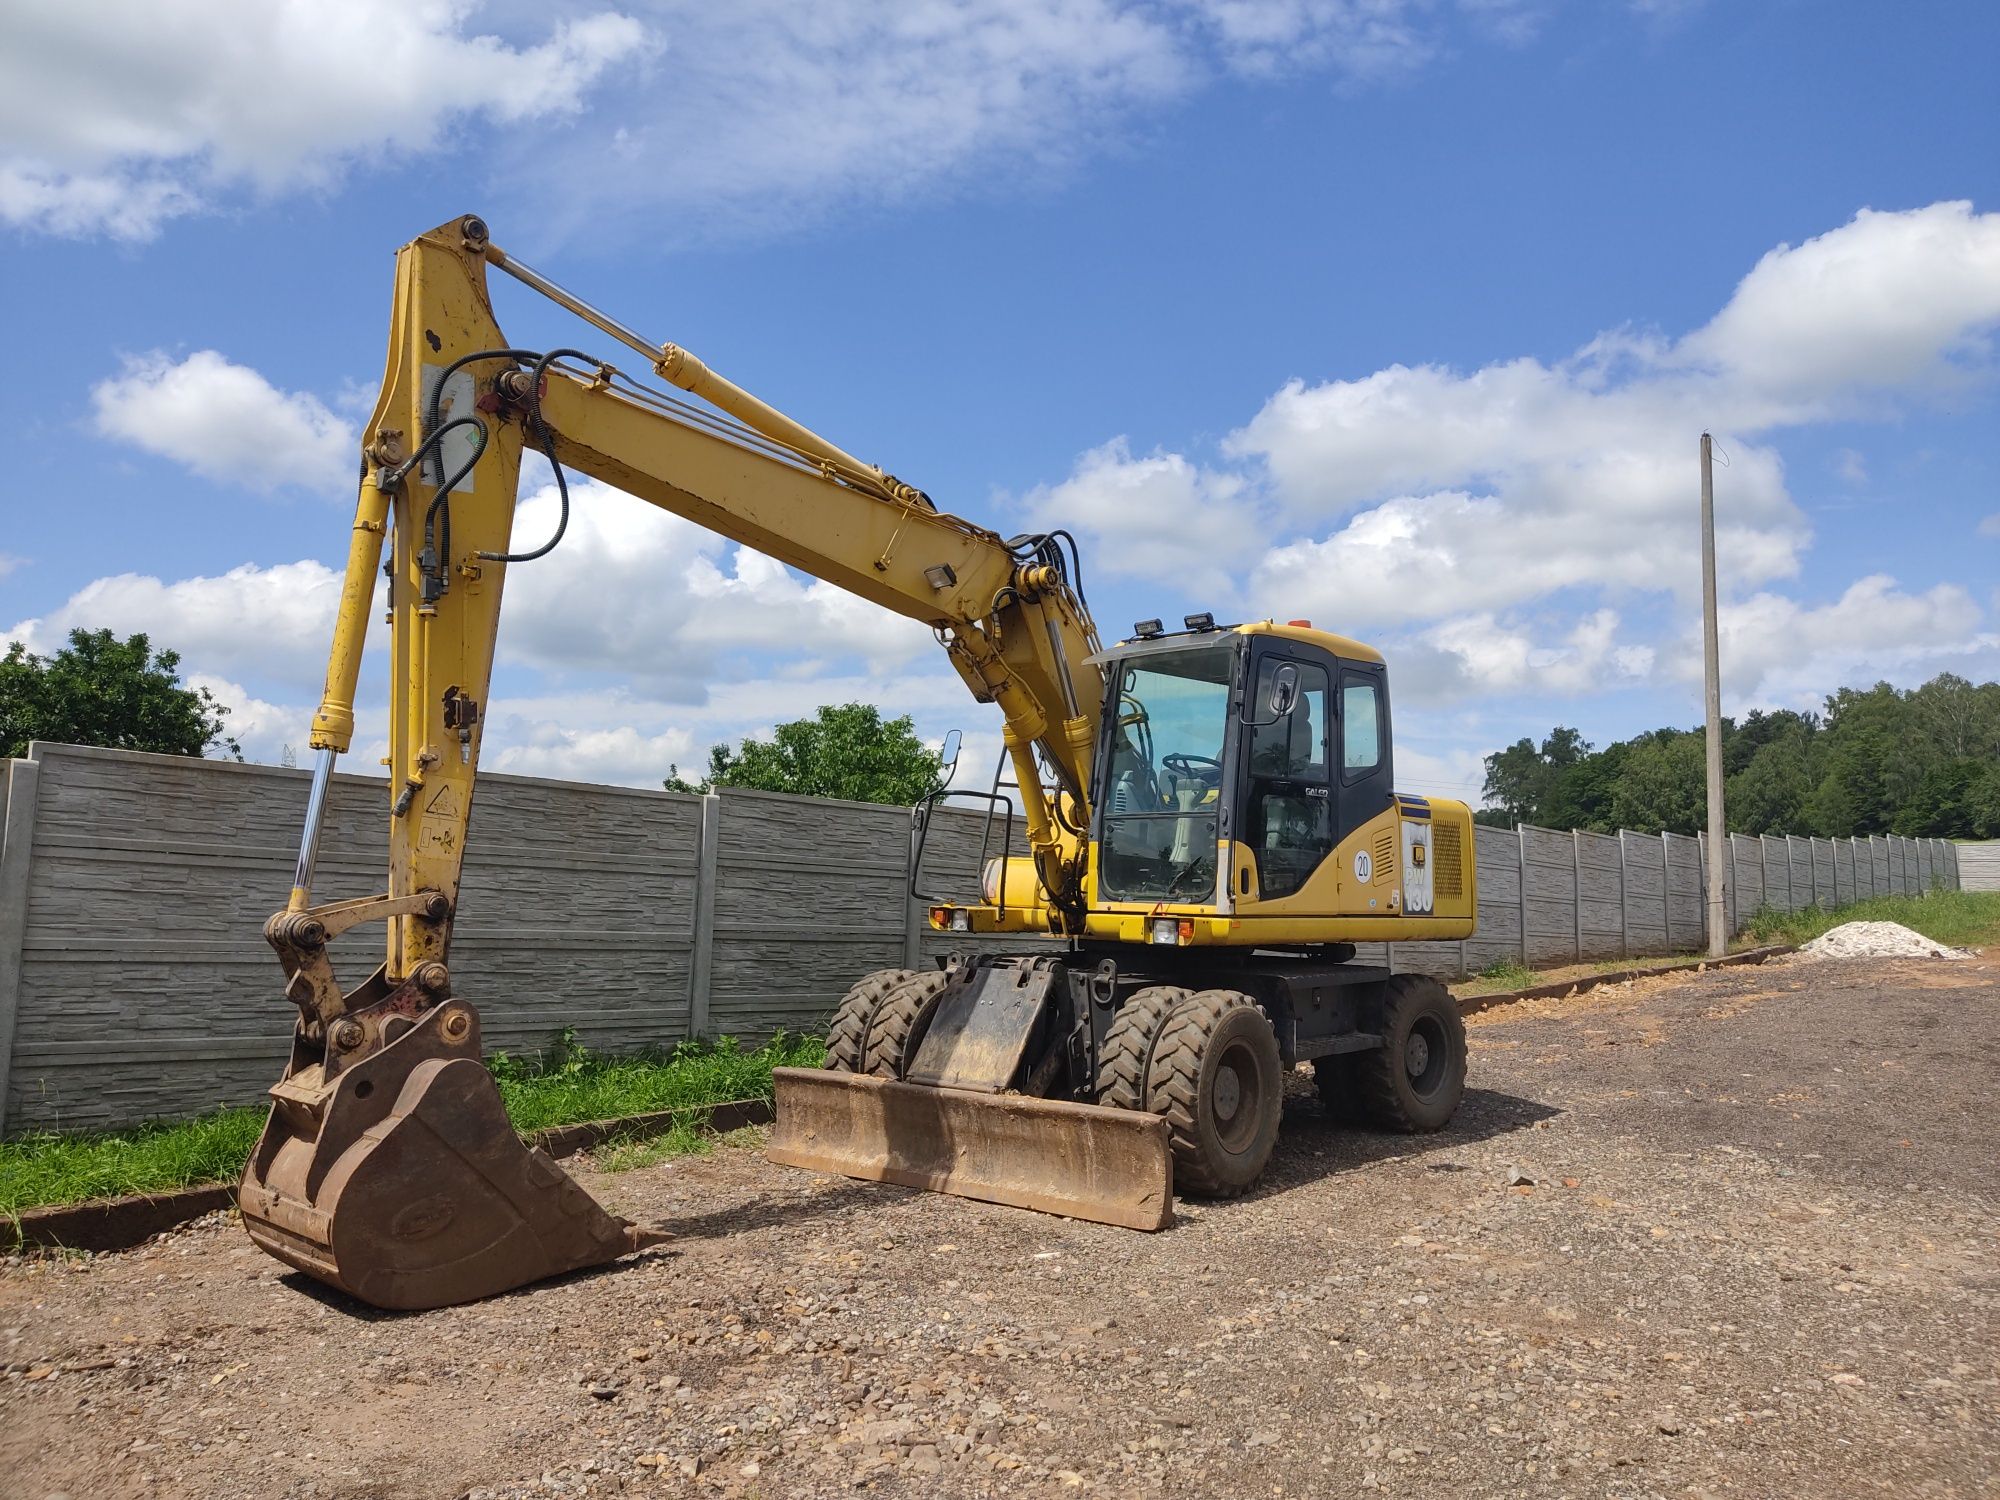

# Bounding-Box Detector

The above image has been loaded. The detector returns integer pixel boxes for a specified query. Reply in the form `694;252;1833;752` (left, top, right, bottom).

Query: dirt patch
4;955;1995;1499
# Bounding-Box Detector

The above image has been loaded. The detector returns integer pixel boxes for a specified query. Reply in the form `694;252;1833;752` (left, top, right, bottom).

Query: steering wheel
1161;752;1222;785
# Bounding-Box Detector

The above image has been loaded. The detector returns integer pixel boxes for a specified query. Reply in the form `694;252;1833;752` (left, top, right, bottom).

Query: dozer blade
767;1067;1173;1231
240;999;666;1311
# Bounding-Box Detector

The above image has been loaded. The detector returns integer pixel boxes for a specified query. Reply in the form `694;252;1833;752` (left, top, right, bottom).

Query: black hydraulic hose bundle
400;346;598;600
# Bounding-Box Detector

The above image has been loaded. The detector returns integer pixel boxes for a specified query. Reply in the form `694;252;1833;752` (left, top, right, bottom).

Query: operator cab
1088;618;1392;911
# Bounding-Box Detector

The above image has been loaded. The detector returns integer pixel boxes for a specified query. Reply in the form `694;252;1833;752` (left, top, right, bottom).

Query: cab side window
1341;675;1382;777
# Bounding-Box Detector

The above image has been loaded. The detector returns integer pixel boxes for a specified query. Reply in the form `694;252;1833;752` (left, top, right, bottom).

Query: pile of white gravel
1800;920;1970;961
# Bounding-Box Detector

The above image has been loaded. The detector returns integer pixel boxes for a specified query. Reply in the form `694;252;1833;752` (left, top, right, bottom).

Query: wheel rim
1213;1064;1242;1123
1211;1040;1263;1152
1404;1014;1448;1098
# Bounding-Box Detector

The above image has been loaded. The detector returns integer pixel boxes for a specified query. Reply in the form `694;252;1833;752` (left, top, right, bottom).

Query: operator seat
1249;698;1328;898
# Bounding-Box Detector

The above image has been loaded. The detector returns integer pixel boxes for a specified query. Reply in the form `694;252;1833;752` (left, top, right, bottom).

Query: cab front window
1097;648;1232;903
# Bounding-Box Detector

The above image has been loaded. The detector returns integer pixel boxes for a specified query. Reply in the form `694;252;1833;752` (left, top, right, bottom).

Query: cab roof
1089;619;1384;667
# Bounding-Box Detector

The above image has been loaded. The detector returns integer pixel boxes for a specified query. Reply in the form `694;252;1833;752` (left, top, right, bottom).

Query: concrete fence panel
1619;831;1669;955
1465;824;1523;973
1792;835;1812;908
1575;830;1625;960
1520;825;1579;965
707;788;911;1046
1663;833;1703;949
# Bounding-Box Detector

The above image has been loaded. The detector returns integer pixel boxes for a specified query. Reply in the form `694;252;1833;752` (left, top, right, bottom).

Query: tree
665;703;944;805
1479;672;1998;839
1607;731;1706;835
1480;726;1591;827
1726;717;1821;834
0;629;239;761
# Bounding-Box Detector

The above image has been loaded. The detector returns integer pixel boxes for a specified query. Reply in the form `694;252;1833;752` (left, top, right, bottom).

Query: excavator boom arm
301;215;1100;970
240;214;1112;1310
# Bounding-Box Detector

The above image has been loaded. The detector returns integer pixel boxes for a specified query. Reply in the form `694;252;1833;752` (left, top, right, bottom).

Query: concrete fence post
0;759;42;1136
1518;824;1531;965
687;793;721;1041
1697;831;1708;949
1572;829;1584;962
1659;830;1673;949
1617;831;1632;958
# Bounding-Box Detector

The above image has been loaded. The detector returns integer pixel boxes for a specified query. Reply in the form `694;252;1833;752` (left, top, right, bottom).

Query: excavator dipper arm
241;215;1118;1309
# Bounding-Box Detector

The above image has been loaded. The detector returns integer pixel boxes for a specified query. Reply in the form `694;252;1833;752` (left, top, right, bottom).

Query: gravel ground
4;952;1994;1500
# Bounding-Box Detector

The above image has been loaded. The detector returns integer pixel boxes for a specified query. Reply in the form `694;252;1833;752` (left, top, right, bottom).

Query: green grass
0;1030;824;1217
1461;957;1538;993
0;1107;268;1220
488;1028;822;1132
1737;887;2000;951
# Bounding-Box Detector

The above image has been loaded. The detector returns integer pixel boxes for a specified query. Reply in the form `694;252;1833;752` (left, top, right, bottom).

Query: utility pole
1700;432;1728;957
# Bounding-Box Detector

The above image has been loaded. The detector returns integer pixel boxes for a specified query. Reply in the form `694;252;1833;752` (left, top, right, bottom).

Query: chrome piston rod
288;746;336;911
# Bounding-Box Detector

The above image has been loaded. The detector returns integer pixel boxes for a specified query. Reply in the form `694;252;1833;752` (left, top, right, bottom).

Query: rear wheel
1352;974;1466;1132
1098;987;1282;1197
824;969;916;1072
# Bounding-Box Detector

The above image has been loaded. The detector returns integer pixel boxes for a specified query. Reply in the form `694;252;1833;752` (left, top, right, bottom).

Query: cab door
1237;643;1334;901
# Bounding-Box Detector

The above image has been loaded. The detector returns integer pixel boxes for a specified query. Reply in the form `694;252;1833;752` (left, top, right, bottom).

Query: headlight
1150;917;1178;945
952;908;971;932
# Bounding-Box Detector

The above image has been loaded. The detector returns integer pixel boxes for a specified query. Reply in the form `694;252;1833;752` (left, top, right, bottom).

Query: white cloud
1018;438;1261;597
0;1;648;239
484;723;698;786
1391;607;1655;706
4;559;354;684
496;480;933;692
1832;447;1868;485
1;1;1609;244
0;554;21;581
91;351;357;494
1045;203;2000;668
1178;0;1434;77
1695;575;1994;710
1978;512;2000;539
184;674;320;764
479;664;987;787
1677;203;2000;408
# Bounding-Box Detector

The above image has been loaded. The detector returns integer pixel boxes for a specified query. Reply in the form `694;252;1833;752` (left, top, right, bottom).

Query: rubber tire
1098;987;1282;1198
1094;985;1194;1111
1352;974;1466;1133
824;968;916;1072
860;969;954;1079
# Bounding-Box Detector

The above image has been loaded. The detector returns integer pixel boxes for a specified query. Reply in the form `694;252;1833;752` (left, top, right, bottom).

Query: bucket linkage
240;892;665;1311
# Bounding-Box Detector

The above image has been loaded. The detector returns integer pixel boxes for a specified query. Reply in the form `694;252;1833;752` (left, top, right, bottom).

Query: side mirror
1268;664;1300;718
1241;663;1301;727
937;728;963;788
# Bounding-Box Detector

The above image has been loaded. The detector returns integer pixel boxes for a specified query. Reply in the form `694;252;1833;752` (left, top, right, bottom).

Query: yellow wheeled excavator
241;215;1478;1310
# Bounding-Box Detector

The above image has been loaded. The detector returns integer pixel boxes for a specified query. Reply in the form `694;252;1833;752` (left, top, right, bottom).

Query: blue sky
3;0;1996;802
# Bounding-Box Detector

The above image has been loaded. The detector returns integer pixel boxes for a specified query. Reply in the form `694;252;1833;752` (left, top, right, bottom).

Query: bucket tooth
767;1067;1173;1231
240;1000;665;1311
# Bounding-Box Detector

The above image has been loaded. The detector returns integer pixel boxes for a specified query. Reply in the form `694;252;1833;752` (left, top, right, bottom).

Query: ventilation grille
1373;829;1396;884
1433;821;1464;900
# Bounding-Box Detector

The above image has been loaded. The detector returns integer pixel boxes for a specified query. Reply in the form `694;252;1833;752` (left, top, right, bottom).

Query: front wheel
1352;974;1466;1132
1099;988;1281;1197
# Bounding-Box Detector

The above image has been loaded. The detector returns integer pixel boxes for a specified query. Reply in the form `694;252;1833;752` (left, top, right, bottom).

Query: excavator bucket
767;1068;1174;1231
240;998;665;1311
